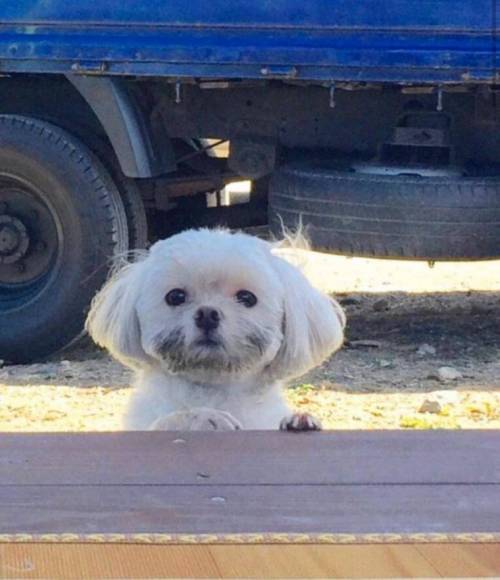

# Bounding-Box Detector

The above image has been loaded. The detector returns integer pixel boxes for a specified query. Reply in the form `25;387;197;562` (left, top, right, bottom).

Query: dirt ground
1;252;500;431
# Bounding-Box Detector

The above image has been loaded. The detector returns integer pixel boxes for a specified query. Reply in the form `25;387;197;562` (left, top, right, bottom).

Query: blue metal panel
0;1;494;83
495;2;500;81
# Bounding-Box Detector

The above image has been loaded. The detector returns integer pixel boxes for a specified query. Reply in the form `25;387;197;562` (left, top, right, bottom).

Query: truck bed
0;0;494;82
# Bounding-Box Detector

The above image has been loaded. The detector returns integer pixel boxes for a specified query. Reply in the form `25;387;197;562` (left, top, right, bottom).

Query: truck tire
269;164;500;260
0;115;128;363
85;136;148;249
119;177;148;250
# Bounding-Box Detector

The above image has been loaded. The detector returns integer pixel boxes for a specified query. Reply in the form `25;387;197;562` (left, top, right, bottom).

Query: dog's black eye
165;288;187;306
236;290;257;308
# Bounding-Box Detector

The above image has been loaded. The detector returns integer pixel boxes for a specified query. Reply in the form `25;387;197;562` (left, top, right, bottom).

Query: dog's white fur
86;229;345;430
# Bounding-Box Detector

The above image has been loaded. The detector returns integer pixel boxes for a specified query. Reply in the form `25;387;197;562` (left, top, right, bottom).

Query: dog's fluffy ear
266;254;345;379
85;260;150;369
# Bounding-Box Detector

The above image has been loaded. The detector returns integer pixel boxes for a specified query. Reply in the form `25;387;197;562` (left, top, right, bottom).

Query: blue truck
0;1;498;362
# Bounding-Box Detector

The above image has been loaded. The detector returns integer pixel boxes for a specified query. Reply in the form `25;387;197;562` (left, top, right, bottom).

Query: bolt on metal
175;81;182;104
436;85;443;111
329;82;336;108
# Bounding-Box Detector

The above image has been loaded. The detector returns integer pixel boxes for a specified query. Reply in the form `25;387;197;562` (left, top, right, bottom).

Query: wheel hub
0;215;30;264
0;185;59;286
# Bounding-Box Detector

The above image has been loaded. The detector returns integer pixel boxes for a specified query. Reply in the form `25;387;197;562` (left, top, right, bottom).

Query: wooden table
0;430;499;578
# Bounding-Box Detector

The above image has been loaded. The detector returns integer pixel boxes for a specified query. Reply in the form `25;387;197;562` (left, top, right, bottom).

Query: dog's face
86;229;345;383
136;236;285;381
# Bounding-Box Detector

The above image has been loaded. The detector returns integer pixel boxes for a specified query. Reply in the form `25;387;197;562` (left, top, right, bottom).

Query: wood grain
0;484;498;535
1;544;499;579
1;431;499;578
210;545;442;578
0;544;220;579
0;431;498;485
416;543;500;577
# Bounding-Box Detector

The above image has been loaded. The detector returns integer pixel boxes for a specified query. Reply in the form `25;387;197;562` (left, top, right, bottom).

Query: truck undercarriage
0;0;498;361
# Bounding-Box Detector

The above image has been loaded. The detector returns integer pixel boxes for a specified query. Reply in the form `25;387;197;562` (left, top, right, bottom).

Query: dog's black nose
195;307;220;332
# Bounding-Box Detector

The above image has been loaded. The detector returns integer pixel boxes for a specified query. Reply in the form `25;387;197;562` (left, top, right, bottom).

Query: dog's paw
149;408;243;431
279;413;322;432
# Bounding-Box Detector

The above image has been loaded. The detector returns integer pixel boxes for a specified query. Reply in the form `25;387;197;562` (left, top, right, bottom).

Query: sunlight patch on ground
288;250;500;294
1;383;499;432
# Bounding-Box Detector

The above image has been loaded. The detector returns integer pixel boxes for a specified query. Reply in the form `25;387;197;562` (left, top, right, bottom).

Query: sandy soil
1;252;500;432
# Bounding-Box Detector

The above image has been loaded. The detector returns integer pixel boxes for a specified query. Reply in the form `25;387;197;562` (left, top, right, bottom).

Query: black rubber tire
119;177;148;250
269;164;500;260
84;136;148;249
0;115;128;363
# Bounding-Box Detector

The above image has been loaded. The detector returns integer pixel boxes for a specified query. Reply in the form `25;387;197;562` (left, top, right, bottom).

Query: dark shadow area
344;290;500;361
296;290;500;394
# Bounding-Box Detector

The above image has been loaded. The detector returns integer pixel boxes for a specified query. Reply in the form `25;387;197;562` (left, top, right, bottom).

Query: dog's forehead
145;230;286;293
152;242;273;290
186;257;262;288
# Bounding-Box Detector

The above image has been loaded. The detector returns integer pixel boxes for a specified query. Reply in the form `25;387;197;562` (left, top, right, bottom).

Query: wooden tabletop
0;430;499;538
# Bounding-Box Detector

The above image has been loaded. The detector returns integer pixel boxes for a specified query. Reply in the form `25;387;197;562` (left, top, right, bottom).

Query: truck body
0;1;494;82
1;1;499;361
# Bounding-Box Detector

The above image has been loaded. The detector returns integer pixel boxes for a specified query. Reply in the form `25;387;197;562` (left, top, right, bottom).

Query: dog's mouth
155;327;267;376
194;336;222;348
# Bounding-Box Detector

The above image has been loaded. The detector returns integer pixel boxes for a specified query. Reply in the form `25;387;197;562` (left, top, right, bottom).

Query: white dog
86;229;345;431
